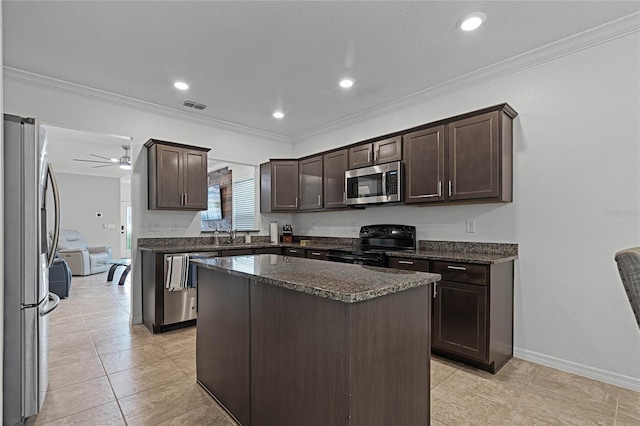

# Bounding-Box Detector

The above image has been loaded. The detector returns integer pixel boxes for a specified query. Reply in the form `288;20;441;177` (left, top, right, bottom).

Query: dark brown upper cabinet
348;136;402;169
323;149;348;209
448;108;514;202
146;139;210;211
260;160;299;212
299;156;323;210
403;104;516;205
403;125;445;204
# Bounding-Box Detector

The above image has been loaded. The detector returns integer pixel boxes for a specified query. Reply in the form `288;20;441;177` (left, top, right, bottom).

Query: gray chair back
615;247;640;329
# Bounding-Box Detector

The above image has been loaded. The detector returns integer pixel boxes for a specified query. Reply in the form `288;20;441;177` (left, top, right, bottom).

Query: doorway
43;123;133;262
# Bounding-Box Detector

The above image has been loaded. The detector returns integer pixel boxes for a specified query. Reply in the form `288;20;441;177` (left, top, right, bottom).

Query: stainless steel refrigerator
3;114;61;425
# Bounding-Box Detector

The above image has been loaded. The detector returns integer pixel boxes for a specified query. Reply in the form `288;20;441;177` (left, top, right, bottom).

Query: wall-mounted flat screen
202;184;222;220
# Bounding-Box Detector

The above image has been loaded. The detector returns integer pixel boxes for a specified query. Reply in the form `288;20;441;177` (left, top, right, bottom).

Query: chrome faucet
227;229;237;244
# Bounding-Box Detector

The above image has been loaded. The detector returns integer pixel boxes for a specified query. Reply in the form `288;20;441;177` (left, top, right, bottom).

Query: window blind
233;178;255;230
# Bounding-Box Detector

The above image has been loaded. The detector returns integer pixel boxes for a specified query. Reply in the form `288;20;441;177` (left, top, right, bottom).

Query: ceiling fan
73;145;132;170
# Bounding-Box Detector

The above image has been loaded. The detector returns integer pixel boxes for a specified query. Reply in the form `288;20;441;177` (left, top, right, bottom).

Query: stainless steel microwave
345;161;403;205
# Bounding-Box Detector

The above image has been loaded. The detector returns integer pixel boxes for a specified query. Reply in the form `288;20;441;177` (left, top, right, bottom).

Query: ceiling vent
182;100;207;110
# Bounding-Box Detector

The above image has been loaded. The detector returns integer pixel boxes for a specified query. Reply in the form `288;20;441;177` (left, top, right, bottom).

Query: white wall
3;71;292;326
56;173;122;258
291;32;640;388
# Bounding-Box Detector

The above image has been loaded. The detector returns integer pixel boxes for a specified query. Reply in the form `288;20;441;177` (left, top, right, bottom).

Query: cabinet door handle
374;149;378;162
367;151;371;163
311;252;321;256
447;265;467;271
289;249;297;253
438;181;442;197
295;197;298;208
184;193;188;205
343;191;346;204
448;180;452;197
398;260;414;265
433;282;438;298
180;193;184;205
318;195;321;206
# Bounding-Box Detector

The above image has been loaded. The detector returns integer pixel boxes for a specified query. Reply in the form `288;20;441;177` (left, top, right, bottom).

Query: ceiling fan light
110;158;118;163
119;163;132;170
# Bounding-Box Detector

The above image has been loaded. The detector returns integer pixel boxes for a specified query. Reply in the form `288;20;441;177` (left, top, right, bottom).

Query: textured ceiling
4;1;639;137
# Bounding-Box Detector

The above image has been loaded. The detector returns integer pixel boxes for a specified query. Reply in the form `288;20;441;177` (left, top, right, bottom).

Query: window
232;178;255;230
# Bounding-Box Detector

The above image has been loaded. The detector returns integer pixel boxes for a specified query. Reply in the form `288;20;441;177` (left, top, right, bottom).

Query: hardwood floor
28;272;639;425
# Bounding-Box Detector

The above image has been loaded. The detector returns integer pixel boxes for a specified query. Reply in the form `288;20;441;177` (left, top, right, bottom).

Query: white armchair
56;229;113;276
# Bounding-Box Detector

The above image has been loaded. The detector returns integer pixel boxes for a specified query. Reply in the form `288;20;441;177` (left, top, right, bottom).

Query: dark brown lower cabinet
196;269;250;426
196;267;431;426
387;257;514;373
432;280;487;361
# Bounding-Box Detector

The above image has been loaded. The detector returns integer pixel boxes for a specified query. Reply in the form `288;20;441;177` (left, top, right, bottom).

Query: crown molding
3;67;292;144
292;12;640;142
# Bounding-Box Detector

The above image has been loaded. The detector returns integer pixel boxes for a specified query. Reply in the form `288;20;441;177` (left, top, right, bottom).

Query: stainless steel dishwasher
162;252;218;326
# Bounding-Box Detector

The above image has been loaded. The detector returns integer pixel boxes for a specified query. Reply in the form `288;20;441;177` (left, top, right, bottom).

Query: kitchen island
192;254;440;426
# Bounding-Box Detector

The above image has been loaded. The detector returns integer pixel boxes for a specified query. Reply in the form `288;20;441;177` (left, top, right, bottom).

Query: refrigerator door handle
46;163;61;268
40;292;60;317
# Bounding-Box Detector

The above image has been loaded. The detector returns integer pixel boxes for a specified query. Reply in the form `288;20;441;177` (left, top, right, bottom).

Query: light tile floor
29;272;640;425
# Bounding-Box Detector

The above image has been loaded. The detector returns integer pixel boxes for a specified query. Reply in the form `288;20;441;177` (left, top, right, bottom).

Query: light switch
466;220;476;233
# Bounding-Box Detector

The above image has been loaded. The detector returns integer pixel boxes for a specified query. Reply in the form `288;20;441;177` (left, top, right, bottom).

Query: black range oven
326;225;416;267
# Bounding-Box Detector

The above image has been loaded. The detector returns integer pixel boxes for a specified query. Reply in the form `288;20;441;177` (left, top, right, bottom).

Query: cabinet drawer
305;250;328;260
432;261;487;285
253;248;283;255
220;249;253;256
283;248;305;258
387;257;429;272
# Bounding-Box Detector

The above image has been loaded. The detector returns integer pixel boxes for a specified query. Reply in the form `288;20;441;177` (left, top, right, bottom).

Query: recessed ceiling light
273;111;284;119
174;81;189;90
461;12;486;31
339;78;355;89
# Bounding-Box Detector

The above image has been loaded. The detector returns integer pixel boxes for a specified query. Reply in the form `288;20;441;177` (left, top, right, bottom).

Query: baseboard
514;347;640;392
131;315;143;325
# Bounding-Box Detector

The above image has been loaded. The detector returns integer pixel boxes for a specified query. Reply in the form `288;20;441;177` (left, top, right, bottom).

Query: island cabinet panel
250;282;350;426
299;155;323;210
350;285;431;426
403;125;445;203
146;139;210;210
196;263;434;426
196;269;250;426
323;149;348;209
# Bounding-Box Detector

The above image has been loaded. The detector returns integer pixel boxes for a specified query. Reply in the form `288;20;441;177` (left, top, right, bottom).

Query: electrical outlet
466;220;476;233
351;223;357;232
148;222;160;232
171;221;179;231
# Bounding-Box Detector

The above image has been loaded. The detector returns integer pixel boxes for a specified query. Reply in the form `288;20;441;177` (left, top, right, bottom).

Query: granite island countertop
191;254;440;303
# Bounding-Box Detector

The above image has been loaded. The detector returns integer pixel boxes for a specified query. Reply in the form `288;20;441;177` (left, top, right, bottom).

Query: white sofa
56;229;113;276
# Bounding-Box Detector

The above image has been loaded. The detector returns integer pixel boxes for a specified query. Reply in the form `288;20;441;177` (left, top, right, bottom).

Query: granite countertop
137;241;347;253
138;238;518;264
385;250;518;264
192;254;440;303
